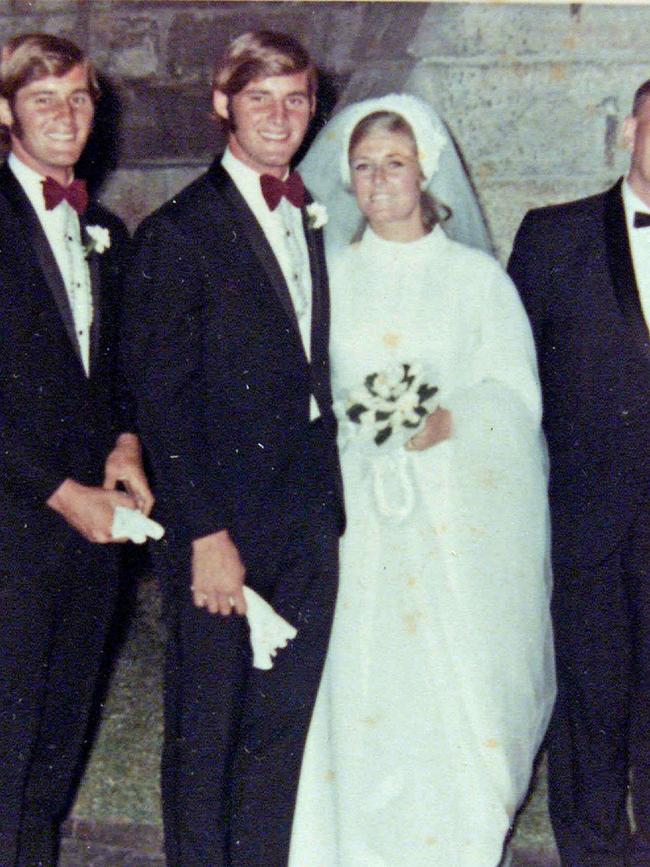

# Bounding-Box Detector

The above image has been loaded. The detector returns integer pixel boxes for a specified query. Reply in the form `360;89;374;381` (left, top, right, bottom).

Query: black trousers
0;533;119;867
160;487;339;867
549;497;650;867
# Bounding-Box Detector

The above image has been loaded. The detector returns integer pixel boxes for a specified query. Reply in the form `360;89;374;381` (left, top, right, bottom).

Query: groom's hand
191;529;247;616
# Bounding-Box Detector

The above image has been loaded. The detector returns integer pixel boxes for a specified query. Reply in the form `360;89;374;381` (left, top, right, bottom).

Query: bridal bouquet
343;362;438;447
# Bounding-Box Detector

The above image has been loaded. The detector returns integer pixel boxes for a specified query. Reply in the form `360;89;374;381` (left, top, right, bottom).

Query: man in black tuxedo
122;30;342;866
509;79;650;866
0;33;153;867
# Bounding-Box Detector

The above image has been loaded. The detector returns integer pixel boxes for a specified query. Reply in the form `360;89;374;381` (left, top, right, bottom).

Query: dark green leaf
365;373;378;396
347;404;367;423
375;426;392;446
418;384;438;401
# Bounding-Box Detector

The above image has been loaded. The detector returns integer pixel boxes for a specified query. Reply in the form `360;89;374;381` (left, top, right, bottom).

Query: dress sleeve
454;259;542;426
421;256;555;810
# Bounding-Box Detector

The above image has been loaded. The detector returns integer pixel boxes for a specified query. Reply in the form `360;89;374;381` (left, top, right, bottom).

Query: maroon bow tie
42;176;88;214
635;211;650;229
260;172;305;211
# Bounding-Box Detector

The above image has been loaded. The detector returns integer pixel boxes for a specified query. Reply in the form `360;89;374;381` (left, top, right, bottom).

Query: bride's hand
405;407;452;451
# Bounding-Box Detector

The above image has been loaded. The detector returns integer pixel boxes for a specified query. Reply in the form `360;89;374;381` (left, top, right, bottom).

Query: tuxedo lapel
302;199;328;363
80;217;103;372
604;178;650;358
0;164;84;367
208;163;303;341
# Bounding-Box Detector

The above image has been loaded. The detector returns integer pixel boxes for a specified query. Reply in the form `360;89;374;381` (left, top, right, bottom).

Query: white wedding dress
289;226;555;867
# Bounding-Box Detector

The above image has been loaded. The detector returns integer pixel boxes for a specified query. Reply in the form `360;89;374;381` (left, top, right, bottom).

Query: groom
122;30;343;866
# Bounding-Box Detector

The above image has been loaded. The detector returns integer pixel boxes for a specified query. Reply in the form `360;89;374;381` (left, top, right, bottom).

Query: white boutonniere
306;202;328;230
84;224;111;257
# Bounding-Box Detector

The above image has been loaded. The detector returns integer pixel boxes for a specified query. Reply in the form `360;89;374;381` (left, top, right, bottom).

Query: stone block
305;4;370;74
117;81;221;163
6;0;77;12
166;9;226;83
99;165;206;230
410;3;650;62
88;12;161;79
0;12;84;45
163;3;366;82
337;61;418;106
478;176;620;265
352;3;429;64
406;60;638;182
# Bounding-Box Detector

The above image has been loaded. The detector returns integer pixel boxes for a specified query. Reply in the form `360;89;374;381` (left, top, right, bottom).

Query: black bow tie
634;211;650;228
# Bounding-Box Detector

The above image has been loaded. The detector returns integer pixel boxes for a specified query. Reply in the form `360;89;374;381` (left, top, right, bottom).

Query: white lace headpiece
336;93;449;187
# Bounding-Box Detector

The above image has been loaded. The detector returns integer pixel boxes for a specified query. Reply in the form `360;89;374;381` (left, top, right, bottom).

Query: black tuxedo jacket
0;162;131;571
508;178;650;566
123;160;343;562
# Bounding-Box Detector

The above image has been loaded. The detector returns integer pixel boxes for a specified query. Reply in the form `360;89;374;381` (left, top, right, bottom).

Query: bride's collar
361;222;445;252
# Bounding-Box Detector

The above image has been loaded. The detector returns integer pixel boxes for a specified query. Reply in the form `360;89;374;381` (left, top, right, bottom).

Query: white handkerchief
242;587;298;670
111;506;165;544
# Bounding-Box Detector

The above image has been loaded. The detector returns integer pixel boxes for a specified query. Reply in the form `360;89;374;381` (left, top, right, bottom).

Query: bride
289;94;555;866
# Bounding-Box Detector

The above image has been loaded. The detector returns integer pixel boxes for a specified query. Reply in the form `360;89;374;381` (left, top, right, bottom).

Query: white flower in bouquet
372;372;393;400
395;390;421;425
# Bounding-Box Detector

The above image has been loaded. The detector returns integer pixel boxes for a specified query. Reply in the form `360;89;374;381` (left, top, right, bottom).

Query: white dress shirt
622;178;650;330
222;148;319;419
9;152;92;375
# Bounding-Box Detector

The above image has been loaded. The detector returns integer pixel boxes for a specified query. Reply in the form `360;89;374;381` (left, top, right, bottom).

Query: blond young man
123;31;343;866
0;33;152;866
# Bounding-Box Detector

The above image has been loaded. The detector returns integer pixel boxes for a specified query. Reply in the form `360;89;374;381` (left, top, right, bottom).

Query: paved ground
60;819;162;865
61;841;163;867
59;834;560;867
58;817;561;867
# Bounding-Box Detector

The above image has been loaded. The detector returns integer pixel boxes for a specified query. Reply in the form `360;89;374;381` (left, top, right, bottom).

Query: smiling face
0;62;94;185
349;124;426;244
213;70;314;178
349;125;426;243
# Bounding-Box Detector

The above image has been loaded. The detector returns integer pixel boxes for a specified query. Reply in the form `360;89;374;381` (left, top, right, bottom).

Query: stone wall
406;3;646;258
1;1;646;259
